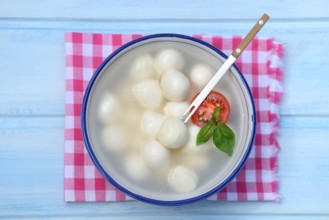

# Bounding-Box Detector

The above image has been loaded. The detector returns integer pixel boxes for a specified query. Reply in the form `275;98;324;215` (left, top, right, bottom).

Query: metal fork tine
179;104;194;122
183;106;198;123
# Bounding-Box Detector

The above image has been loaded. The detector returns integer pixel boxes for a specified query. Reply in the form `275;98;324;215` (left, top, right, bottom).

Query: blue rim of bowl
81;33;256;206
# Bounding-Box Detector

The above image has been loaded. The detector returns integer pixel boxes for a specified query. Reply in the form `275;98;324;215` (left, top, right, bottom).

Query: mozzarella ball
181;125;213;153
101;126;127;153
190;64;215;90
160;69;190;101
132;80;163;110
143;140;171;172
141;111;166;138
168;165;198;193
163;102;189;118
98;93;121;124
157;116;188;149
155;49;185;74
130;54;157;81
180;152;211;172
124;154;150;181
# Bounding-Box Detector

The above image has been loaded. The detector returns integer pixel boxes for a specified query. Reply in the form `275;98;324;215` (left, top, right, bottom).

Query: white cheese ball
125;154;150;181
163;102;189;118
101;126;127;153
98;93;121;124
130;54;157;81
132;80;163;110
155;49;185;74
157;116;188;149
181;125;213;153
168;165;198;193
160;69;190;101
140;111;166;138
143;140;171;172
190;64;215;90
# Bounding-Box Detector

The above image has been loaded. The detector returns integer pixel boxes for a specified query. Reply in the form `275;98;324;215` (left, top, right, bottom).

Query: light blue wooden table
1;1;329;219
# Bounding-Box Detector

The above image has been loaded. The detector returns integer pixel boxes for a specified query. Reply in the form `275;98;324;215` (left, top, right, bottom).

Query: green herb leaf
213;126;223;146
196;121;216;145
212;107;222;122
213;124;235;156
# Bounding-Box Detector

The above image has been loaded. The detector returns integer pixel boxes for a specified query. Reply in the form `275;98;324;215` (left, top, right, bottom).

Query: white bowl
81;34;256;206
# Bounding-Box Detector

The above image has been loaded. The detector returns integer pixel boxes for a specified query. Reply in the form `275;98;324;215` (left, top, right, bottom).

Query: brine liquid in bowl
83;35;255;204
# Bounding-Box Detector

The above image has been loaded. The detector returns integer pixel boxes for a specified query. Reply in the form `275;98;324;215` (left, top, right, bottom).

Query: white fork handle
180;13;270;124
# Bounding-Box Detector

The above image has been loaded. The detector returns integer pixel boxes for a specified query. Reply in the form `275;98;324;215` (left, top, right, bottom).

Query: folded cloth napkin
64;33;284;202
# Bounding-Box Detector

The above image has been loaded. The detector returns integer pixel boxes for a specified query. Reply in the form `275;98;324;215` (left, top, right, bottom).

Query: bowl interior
83;35;255;204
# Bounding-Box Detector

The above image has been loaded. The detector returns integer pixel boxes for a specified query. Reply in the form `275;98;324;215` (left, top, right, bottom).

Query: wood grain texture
0;0;328;219
0;21;329;115
0;0;329;20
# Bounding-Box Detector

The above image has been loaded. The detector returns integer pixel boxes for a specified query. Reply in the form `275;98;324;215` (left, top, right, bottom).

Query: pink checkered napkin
64;33;284;202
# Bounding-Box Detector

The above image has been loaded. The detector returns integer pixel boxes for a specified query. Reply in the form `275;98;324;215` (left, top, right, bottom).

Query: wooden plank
0;29;66;116
0;0;329;20
1;215;328;220
0;20;329;116
62;216;329;220
0;116;329;217
281;116;329;128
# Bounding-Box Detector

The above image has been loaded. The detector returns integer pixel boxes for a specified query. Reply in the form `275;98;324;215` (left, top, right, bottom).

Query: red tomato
191;91;230;127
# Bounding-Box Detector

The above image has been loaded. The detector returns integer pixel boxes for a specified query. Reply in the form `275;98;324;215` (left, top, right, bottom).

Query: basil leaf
212;107;221;122
213;126;223;146
196;121;216;145
213;124;235;156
